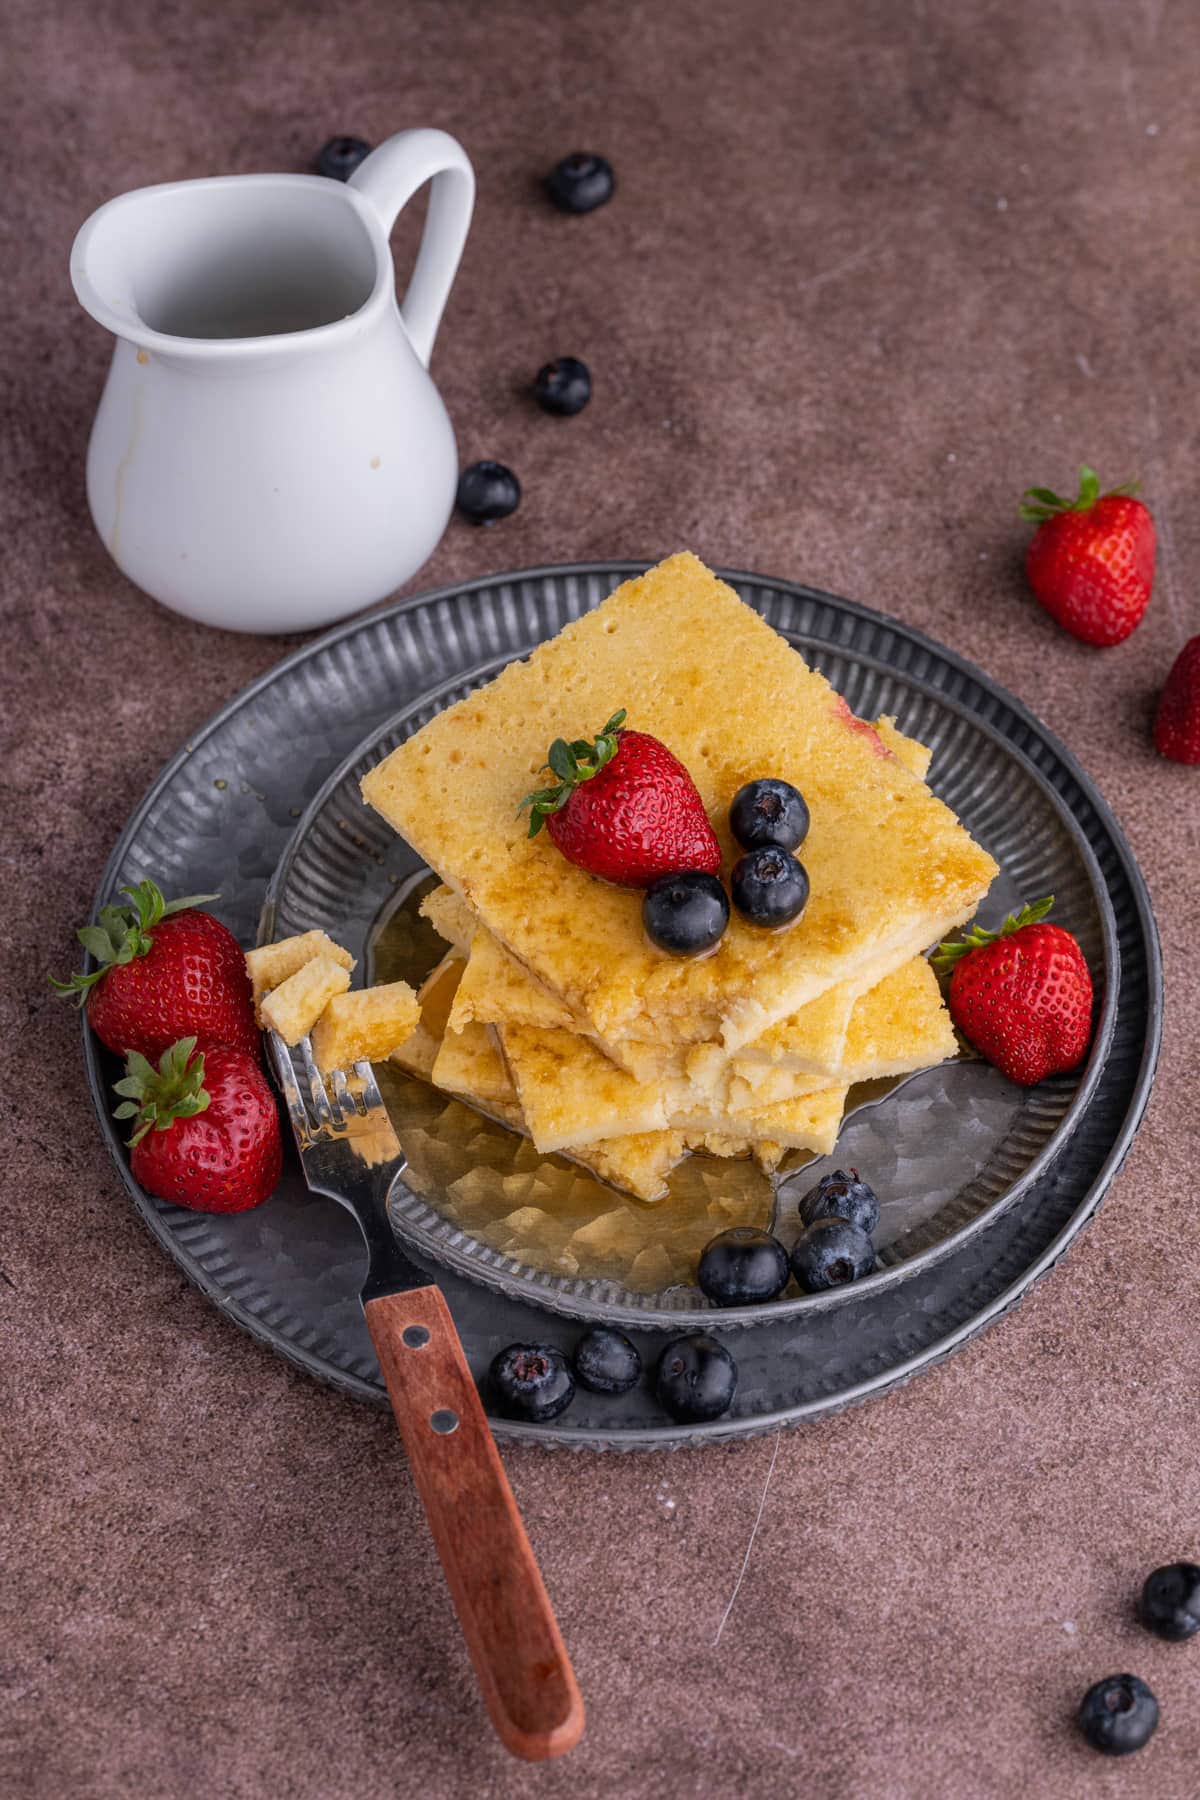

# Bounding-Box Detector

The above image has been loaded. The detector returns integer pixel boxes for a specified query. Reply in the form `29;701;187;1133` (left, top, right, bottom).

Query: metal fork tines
270;1030;379;1136
269;1032;399;1154
266;1031;416;1296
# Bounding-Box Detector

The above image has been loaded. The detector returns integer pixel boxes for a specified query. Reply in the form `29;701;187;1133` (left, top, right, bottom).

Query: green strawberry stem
518;709;627;838
49;878;219;1005
112;1036;211;1146
931;895;1055;973
1018;464;1138;522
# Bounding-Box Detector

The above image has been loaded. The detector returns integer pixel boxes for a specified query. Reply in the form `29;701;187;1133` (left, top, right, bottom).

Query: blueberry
729;779;810;852
643;870;729;956
698;1227;790;1307
490;1343;575;1422
1077;1674;1159;1756
547;152;615;214
456;461;521;525
655;1334;737;1422
573;1326;641;1395
1140;1562;1200;1641
798;1168;880;1236
790;1217;875;1292
730;847;809;928
316;136;372;182
534;356;592;417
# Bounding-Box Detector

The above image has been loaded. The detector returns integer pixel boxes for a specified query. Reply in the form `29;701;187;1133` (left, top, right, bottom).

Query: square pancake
363;553;996;1052
726;1061;847;1109
393;955;687;1201
617;1036;845;1109
725;957;954;1105
419;885;477;954
428;697;944;1080
720;978;864;1080
873;714;933;781
575;1131;688;1203
447;917;578;1035
673;1085;848;1157
497;1018;849;1157
491;954;951;1149
390;953;463;1082
433;887;713;1050
433;1019;520;1111
439;907;858;1085
733;953;956;1078
436;1023;687;1204
497;1022;670;1147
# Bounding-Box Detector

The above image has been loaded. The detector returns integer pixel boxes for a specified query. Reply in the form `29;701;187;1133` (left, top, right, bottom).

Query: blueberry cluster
1074;1561;1200;1757
644;777;811;955
451;152;613;524
490;1323;739;1425
791;1168;879;1292
695;1168;880;1308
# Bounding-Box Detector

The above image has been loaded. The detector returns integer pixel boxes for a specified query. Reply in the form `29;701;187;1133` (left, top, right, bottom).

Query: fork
267;1031;585;1762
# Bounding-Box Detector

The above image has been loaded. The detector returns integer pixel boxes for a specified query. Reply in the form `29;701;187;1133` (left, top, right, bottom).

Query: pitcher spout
71;172;388;357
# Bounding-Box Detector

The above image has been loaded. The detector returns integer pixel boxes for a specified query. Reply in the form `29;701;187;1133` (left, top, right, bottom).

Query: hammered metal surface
83;564;1160;1447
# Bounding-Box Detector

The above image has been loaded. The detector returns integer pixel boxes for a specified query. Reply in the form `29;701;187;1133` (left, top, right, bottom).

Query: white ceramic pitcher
70;129;475;634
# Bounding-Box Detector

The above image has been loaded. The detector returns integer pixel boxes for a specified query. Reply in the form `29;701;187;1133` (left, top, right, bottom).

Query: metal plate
84;564;1161;1446
264;665;1116;1329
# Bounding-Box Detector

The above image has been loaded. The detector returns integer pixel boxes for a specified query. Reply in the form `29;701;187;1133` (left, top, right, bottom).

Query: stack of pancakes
363;554;997;1201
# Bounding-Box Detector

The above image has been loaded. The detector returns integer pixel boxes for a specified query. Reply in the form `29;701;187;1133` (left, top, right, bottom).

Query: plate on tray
84;563;1161;1445
263;672;1116;1328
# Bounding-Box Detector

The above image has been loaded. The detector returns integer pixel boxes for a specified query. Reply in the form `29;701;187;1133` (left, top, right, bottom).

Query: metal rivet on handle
402;1325;430;1349
429;1409;459;1435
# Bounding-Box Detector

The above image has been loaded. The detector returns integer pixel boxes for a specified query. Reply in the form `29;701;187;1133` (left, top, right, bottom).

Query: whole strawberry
52;878;258;1060
519;709;721;887
933;896;1093;1086
1020;465;1155;646
114;1037;282;1213
1153;635;1200;765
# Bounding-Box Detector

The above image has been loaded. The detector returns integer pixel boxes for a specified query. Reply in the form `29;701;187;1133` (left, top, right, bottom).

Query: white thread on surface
793;232;887;295
712;1428;783;1646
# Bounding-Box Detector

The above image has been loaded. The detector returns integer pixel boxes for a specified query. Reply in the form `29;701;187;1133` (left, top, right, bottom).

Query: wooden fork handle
364;1285;585;1761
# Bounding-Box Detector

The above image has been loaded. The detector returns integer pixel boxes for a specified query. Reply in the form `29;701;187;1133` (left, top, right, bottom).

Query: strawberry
114;1037;282;1213
1153;635;1200;765
52;878;258;1061
933;896;1093;1086
1020;464;1155;646
519;709;721;887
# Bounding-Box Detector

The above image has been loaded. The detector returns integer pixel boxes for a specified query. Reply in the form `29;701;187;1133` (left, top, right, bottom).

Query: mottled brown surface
3;1;1199;1795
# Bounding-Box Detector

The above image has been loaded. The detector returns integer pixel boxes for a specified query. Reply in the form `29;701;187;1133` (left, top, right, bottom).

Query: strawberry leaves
932;895;1055;972
51;879;218;1003
1019;465;1138;522
518;709;627;837
113;1036;211;1146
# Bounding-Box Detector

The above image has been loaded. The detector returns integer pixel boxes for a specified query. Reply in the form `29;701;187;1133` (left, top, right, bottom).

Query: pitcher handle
350;128;475;368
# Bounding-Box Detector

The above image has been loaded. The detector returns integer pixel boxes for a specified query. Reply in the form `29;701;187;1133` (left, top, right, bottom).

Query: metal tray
83;563;1161;1446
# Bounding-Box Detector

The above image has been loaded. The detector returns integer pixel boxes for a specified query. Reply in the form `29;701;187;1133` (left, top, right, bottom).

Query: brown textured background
3;1;1199;1795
